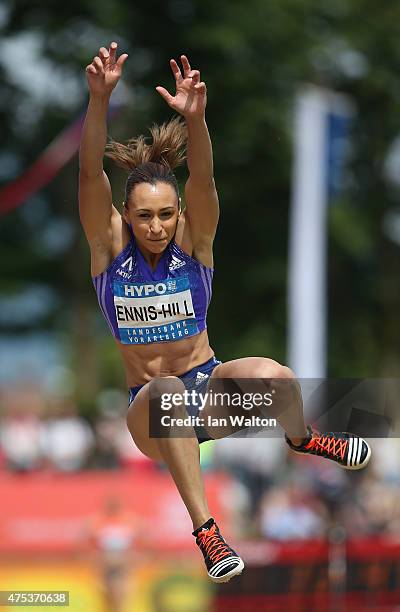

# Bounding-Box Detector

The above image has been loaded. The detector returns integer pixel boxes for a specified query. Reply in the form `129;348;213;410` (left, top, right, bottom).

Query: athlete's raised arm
79;42;128;272
156;56;219;262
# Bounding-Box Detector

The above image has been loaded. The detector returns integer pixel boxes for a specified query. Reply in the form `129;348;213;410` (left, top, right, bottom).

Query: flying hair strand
105;116;187;172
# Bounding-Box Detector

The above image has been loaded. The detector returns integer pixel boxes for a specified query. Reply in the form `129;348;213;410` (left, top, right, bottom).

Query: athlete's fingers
156;86;175;106
86;64;97;74
188;69;200;85
116;53;129;69
89;59;101;74
181;54;191;76
99;47;109;63
93;56;104;73
109;41;118;64
170;59;183;83
194;81;207;94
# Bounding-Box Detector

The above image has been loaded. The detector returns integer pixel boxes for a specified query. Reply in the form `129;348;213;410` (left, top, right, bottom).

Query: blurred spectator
258;483;328;540
40;399;94;471
92;388;153;469
213;435;286;515
287;451;350;515
370;437;400;485
0;385;44;472
338;470;400;537
83;495;138;612
89;410;123;469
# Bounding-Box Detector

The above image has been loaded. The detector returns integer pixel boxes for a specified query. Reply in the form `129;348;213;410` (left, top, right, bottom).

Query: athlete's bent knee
149;375;185;397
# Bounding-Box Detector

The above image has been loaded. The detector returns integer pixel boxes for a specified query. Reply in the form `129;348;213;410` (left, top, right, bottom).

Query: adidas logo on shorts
195;371;209;385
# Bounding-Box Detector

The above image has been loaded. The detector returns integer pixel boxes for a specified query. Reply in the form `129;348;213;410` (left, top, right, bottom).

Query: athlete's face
124;182;180;254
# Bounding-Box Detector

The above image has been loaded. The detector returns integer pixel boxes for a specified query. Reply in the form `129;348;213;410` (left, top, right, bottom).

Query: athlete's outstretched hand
156;55;206;118
86;42;128;96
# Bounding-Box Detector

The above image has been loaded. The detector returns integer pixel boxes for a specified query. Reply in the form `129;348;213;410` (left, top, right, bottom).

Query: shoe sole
208;559;245;583
292;441;372;471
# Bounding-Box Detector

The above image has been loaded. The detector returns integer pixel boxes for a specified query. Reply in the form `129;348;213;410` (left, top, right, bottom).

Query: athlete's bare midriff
117;328;214;387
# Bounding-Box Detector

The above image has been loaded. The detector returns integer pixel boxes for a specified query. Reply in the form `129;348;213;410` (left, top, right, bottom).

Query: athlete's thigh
206;356;291;411
200;357;284;437
211;356;286;380
126;383;164;463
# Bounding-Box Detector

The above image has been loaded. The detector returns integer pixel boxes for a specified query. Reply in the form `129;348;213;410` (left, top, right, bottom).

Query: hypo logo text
124;283;167;297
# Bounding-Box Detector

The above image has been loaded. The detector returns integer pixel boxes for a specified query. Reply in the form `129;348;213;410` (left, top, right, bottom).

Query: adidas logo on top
195;371;209;386
169;255;186;271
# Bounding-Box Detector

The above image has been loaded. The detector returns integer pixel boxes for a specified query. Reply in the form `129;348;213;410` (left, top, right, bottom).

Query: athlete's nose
150;217;162;234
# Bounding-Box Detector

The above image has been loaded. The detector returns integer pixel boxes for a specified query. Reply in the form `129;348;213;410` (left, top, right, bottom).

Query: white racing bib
113;276;199;344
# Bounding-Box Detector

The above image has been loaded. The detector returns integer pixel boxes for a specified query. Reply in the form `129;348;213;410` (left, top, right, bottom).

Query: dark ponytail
105;116;187;204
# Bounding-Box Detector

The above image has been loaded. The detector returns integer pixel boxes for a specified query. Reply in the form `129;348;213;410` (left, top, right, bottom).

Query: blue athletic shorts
128;356;221;444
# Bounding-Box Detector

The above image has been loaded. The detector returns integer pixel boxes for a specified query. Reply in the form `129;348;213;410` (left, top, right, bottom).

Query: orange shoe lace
197;525;232;564
305;432;348;461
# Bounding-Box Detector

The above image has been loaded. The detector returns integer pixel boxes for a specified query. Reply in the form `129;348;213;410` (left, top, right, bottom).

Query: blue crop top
92;234;213;345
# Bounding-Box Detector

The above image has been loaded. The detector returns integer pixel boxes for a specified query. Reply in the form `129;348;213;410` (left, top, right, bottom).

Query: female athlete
79;42;371;583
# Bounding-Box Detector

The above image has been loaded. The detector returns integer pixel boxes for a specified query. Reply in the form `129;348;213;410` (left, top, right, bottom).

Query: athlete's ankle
192;517;214;536
288;435;307;447
286;426;312;448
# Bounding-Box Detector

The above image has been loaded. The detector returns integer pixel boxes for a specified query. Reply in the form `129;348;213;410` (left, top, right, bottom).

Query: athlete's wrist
88;91;112;105
185;114;207;127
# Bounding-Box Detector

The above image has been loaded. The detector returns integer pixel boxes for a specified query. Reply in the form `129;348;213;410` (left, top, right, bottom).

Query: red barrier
215;539;400;611
0;470;230;554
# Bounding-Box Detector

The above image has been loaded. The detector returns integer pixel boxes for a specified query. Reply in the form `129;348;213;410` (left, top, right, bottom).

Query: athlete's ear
178;196;182;214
